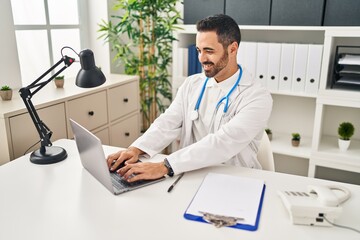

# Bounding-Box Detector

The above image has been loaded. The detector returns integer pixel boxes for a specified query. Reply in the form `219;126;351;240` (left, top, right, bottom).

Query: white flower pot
338;139;350;152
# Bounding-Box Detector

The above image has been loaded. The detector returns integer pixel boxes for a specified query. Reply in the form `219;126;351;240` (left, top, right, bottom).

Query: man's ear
229;42;238;54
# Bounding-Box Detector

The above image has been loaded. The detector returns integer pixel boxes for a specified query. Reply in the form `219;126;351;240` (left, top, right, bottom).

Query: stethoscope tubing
193;64;243;119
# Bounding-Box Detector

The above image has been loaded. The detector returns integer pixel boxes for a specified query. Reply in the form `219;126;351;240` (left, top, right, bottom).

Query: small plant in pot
0;85;13;101
338;122;355;152
265;128;272;141
291;133;301;147
54;75;65;88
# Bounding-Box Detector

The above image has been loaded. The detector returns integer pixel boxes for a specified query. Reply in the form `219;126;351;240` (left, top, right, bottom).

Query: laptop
70;119;165;195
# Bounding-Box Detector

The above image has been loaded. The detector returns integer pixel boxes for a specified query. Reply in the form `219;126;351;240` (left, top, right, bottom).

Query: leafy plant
291;133;301;141
265;128;272;135
1;85;11;91
338;122;355;140
98;0;182;131
54;75;64;80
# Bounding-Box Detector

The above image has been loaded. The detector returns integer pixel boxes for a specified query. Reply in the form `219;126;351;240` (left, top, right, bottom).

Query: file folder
243;42;258;78
279;43;295;91
292;44;309;92
305;44;323;94
256;42;269;88
184;173;266;231
267;43;281;91
237;41;247;66
188;44;202;76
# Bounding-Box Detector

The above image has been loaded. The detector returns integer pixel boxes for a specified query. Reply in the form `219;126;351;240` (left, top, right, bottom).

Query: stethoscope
190;64;243;121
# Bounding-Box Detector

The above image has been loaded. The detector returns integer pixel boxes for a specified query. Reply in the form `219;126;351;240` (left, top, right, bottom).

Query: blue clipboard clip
200;211;245;228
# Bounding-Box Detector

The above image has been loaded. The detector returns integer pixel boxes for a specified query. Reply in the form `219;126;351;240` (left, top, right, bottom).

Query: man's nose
198;52;206;63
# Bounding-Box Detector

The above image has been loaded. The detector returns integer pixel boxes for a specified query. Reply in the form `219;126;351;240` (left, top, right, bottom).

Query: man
107;14;272;182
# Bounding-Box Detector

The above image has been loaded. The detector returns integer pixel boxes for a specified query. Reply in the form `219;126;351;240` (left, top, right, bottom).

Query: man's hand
117;161;168;182
106;147;143;172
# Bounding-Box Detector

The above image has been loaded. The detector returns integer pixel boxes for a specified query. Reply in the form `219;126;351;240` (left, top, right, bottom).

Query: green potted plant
0;85;13;101
338;122;355;152
265;128;272;141
98;0;181;131
291;133;301;147
54;75;65;88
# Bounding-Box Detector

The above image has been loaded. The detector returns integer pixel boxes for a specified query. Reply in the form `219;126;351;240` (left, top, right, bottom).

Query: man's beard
202;50;229;78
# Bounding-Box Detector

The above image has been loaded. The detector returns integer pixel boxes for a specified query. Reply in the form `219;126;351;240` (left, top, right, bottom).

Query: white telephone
278;185;351;226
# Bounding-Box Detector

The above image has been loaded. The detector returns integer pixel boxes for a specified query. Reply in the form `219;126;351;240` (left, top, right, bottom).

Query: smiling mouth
202;63;213;71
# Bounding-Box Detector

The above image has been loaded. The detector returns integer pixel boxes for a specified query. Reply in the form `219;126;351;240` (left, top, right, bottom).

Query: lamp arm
19;56;75;153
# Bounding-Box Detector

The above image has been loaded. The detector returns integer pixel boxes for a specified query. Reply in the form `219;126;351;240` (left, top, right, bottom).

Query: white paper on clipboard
185;173;265;226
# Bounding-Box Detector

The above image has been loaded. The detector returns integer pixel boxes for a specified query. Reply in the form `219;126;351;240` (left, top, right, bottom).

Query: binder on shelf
267;43;281;91
256;42;269;88
292;44;309;93
237;41;247;66
305;44;323;94
279;43;295;92
188;44;202;76
184;173;266;231
242;42;257;77
333;45;360;90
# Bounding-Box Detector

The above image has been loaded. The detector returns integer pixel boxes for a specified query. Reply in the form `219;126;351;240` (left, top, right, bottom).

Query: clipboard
184;173;266;231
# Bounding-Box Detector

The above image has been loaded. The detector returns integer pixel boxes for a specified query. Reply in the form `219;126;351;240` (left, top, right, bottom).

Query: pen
167;173;184;193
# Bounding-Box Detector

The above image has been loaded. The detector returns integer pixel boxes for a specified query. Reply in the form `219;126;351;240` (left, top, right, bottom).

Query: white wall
87;0;111;75
0;0;22;89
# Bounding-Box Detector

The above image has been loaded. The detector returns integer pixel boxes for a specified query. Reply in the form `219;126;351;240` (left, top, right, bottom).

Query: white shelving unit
309;29;360;181
172;25;360;183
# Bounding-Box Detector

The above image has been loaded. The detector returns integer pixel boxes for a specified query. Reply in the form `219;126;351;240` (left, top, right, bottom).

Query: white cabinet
110;114;140;148
172;25;360;183
67;91;108;136
9;103;67;159
0;74;140;164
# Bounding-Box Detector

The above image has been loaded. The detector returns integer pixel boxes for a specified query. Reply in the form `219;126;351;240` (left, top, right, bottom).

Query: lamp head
76;49;106;88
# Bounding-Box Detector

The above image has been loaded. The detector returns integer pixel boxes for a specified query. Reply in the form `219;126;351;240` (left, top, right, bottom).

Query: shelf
318;90;360;108
270;90;317;99
318;135;360;162
269;132;312;159
175;24;328;48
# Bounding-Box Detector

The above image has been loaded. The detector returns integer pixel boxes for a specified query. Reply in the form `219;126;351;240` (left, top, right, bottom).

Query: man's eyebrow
196;47;215;51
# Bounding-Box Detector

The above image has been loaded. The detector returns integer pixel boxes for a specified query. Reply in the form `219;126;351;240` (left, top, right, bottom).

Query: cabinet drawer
94;127;110;146
108;81;138;122
9;103;67;159
68;91;108;135
110;114;140;148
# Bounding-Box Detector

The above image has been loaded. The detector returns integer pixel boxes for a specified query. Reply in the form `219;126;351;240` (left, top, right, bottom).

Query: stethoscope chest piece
190;110;199;121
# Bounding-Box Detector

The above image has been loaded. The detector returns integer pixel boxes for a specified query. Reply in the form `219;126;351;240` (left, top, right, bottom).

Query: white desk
0;139;359;240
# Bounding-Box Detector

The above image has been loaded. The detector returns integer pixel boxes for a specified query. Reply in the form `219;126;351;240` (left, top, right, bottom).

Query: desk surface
0;139;359;240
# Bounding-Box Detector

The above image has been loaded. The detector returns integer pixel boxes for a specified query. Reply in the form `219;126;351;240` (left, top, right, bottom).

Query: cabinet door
110;114;140;148
67;91;108;137
183;0;224;24
226;0;271;25
9;103;67;159
108;81;138;122
271;0;324;26
94;128;110;146
323;0;360;26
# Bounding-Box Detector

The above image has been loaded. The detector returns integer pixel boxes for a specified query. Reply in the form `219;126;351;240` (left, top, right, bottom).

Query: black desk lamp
19;47;106;164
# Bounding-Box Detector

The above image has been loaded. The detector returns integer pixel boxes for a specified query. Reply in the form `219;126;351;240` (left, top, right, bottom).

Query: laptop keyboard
110;172;147;190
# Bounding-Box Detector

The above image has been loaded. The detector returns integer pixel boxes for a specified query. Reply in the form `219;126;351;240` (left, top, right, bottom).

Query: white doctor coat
131;68;273;174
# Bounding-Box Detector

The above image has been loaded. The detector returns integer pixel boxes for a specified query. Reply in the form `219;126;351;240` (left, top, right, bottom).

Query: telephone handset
278;185;351;226
307;185;351;207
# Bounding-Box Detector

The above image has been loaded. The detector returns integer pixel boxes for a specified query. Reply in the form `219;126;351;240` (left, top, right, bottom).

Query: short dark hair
196;14;241;48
